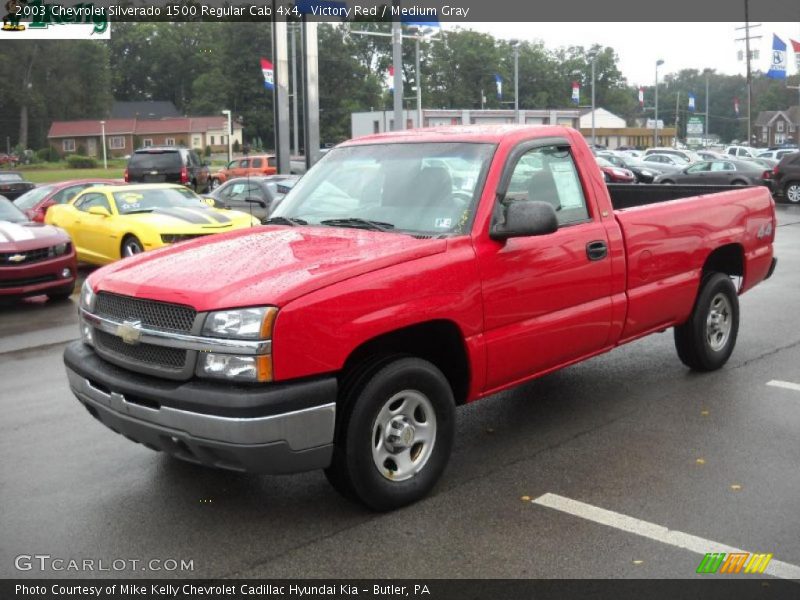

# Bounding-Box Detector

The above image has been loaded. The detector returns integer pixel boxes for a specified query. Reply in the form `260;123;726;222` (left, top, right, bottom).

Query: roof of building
755;106;800;126
48;117;233;139
111;101;181;120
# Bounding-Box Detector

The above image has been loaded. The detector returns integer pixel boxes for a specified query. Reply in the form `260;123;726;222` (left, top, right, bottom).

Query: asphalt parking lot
1;204;799;580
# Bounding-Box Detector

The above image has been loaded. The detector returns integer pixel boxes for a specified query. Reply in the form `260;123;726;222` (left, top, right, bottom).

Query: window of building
109;136;125;150
776;120;785;132
373;120;380;133
62;139;75;152
165;137;175;146
210;135;215;145
142;139;153;147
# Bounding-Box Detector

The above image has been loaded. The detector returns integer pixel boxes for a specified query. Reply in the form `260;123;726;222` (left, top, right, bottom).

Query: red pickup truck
64;126;777;511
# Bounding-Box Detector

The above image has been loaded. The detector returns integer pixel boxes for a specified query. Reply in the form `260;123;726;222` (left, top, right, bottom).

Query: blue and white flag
688;93;696;112
495;74;502;99
767;34;787;79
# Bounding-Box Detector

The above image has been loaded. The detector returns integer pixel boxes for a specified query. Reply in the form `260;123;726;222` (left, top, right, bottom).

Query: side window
267;157;277;167
506;145;590;227
53;184;90;204
247;183;266;199
251;158;263;168
686;162;710;173
75;193;111;213
239;159;250;168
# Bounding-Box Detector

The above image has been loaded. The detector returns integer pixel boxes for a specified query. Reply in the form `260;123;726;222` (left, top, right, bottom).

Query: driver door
476;141;614;391
681;161;711;183
72;192;116;263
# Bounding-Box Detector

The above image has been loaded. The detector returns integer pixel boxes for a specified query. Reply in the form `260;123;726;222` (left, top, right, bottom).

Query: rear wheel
121;235;144;258
324;357;455;511
785;181;800;204
674;272;739;371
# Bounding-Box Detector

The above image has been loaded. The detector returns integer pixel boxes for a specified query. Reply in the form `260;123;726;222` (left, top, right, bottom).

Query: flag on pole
791;39;800;69
638;87;644;107
766;34;787;79
734;96;740;116
384;65;395;93
495;74;503;99
688;93;696;112
571;81;580;104
260;58;274;90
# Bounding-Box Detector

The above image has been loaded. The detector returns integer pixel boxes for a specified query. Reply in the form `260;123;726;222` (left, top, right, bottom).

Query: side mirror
245;197;267;209
87;206;111;217
490;200;558;241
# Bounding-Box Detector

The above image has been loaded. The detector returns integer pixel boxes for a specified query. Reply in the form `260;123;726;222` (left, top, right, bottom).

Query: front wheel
785;182;800;204
324;357;455;511
674;272;739;371
121;235;144;258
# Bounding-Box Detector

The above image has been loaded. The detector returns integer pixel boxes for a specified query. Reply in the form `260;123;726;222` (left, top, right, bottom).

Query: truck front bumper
64;342;336;474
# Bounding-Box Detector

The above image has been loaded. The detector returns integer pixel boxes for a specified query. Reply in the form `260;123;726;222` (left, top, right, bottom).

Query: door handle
586;240;608;261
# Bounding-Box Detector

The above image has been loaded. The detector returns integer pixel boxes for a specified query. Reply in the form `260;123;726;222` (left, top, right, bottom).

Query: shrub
232;140;241;153
66;155;98;168
204;145;212;157
37;147;60;162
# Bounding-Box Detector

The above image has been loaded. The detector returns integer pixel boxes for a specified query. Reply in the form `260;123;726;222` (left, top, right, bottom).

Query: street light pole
590;55;596;146
221;109;232;163
100;120;107;169
415;35;422;128
391;10;404;131
654;59;664;147
704;69;711;147
290;25;300;156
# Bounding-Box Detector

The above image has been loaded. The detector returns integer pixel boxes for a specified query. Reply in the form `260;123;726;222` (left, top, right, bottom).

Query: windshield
13;184;56;210
272;142;494;236
113;187;206;214
0;197;28;223
0;173;24;183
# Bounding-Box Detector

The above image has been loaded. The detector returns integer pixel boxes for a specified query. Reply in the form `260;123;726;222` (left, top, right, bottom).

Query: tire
674;272;739;371
324;357;455;511
47;282;75;302
121;235;144;258
785;181;800;204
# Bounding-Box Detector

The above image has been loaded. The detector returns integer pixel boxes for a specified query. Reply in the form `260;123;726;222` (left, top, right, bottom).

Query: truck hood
92;226;447;310
0;220;70;252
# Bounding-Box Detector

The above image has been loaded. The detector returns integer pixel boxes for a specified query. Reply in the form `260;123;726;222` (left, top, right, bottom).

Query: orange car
210;155;277;189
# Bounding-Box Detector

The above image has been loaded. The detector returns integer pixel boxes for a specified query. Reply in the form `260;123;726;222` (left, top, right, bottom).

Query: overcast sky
445;22;800;86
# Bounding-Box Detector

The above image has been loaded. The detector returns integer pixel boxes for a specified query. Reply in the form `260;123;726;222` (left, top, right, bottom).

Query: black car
601;155;678;183
654;159;773;189
125;147;211;194
0;171;36;201
773;151;800;203
204;175;300;220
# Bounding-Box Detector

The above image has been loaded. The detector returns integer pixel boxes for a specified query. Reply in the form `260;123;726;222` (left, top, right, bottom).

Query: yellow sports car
45;184;260;265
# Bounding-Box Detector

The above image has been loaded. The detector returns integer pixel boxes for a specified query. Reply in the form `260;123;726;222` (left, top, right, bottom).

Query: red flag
571;81;580;104
791;39;800;67
734;97;740;116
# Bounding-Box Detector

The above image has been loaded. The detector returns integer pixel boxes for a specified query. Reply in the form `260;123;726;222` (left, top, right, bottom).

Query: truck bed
607;184;754;210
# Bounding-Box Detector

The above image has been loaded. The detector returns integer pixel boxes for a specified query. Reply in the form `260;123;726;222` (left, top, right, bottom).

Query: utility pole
290;25;300;156
391;4;404;131
674;92;679;148
735;1;761;146
654;59;664;147
704;68;711;147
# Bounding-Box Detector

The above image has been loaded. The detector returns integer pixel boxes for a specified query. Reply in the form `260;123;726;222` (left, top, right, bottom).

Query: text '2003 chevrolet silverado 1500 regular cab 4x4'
64;126;777;510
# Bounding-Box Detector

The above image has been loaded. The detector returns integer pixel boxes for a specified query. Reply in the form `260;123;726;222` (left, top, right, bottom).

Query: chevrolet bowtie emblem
8;254;26;263
117;320;143;345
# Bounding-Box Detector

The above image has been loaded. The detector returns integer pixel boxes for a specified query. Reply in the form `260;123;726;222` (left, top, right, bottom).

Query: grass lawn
15;167;125;184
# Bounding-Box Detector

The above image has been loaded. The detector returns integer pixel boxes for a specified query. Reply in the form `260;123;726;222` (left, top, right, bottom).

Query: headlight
49;242;70;256
80;280;96;312
198;353;272;382
202;307;277;340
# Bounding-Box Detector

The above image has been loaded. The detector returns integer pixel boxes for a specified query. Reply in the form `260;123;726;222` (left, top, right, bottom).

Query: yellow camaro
46;184;260;265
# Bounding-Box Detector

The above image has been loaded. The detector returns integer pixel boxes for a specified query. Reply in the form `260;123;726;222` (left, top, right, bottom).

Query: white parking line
532;493;800;580
766;380;800;393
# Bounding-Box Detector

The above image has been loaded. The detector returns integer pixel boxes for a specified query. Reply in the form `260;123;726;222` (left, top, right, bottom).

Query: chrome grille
94;330;187;370
95;293;196;333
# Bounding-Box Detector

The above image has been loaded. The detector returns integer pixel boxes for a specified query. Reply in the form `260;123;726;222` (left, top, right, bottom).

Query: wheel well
340;321;470;405
703;244;743;278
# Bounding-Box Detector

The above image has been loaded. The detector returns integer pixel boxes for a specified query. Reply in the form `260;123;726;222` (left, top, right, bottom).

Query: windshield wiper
264;216;308;226
320;218;395;232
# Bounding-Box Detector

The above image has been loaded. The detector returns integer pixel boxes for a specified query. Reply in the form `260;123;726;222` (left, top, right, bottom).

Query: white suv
724;145;759;159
